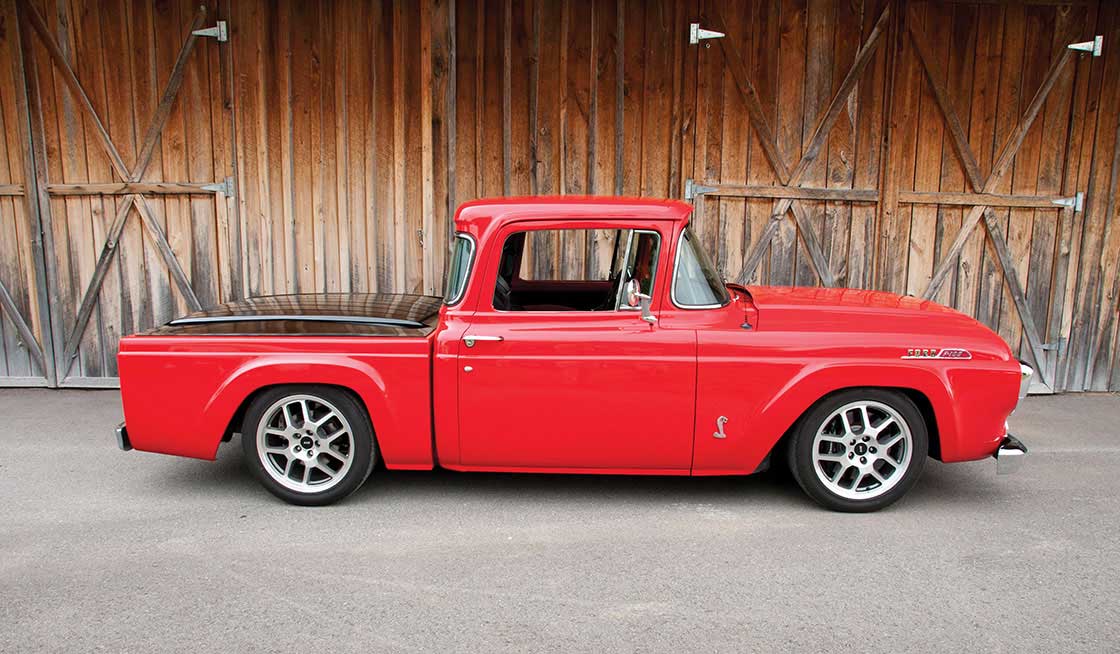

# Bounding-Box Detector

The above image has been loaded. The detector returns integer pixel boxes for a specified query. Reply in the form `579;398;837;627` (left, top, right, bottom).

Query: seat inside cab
492;228;659;312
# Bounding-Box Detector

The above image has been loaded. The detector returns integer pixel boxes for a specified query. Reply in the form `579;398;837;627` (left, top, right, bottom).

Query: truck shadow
152;437;1002;510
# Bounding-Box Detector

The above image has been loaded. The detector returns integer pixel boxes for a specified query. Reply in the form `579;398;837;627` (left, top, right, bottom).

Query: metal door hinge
1051;192;1084;212
201;176;234;198
193;21;228;42
689;23;725;45
1067;36;1102;57
1040;338;1067;354
684;178;716;200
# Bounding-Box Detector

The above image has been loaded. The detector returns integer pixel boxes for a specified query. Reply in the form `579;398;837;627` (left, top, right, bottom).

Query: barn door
883;0;1100;392
17;0;239;387
685;0;894;292
686;0;1100;393
0;0;54;386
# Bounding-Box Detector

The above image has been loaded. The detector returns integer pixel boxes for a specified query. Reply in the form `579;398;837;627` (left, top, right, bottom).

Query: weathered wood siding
0;0;1117;390
0;0;52;385
13;0;235;384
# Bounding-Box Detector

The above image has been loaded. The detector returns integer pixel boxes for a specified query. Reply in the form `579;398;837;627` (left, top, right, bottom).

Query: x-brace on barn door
17;0;237;386
686;0;1099;392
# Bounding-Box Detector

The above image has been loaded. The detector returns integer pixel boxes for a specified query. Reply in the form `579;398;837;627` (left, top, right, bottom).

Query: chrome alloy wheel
255;394;355;493
811;400;913;501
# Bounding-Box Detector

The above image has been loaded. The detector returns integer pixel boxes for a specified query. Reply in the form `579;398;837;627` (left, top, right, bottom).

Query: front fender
755;362;957;453
692;357;1018;475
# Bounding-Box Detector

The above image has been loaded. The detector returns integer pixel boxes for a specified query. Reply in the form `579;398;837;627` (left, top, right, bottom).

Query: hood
143;293;443;336
745;286;985;334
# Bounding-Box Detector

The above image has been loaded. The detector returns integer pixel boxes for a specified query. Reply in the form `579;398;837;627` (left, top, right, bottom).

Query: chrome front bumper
994;434;1027;475
115;422;133;452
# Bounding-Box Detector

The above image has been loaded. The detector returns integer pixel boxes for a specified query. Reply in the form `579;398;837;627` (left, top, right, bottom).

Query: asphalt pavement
1;389;1118;652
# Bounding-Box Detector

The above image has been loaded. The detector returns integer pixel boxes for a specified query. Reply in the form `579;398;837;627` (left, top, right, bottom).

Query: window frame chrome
615;229;662;312
444;232;476;307
670;228;731;310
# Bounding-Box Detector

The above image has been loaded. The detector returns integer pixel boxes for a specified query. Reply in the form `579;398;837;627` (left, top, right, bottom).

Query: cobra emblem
713;416;729;439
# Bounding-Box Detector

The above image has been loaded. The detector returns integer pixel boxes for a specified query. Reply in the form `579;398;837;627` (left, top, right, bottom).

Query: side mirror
624;279;656;325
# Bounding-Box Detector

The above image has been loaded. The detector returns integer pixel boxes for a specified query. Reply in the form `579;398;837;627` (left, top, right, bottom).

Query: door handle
463;335;503;348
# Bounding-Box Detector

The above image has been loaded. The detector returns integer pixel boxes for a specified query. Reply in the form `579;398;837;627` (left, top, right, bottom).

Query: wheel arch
223;383;374;445
764;384;942;465
195;355;438;468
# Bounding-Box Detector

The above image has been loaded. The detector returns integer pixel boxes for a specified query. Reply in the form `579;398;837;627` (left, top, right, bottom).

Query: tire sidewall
788;389;928;512
242;385;376;506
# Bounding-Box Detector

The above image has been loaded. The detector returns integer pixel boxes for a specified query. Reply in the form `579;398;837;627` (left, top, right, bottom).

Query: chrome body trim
615;229;662;312
444;232;477;307
115;422;132;452
463;334;504;348
168;314;427;329
901;348;973;360
670;228;731;310
994;434;1027;475
1018;363;1034;405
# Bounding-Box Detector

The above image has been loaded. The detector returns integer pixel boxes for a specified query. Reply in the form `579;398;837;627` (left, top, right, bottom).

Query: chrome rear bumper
115;422;133;452
994;434;1027;475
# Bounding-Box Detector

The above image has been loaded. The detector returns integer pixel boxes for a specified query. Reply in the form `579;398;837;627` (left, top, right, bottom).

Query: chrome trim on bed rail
167;315;427;329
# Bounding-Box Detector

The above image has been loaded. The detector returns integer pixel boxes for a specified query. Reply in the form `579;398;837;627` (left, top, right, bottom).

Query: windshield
671;227;730;308
443;233;475;305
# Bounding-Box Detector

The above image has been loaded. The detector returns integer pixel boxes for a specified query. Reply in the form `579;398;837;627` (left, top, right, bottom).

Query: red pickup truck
117;197;1031;512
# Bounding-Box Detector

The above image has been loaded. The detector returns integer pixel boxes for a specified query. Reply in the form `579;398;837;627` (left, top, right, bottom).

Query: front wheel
787;389;928;512
242;386;376;506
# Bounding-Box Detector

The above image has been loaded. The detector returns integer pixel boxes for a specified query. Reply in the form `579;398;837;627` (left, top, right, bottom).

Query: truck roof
454;196;694;232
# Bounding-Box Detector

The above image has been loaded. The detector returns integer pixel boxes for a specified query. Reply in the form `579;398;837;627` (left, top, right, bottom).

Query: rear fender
203;355;440;470
205;356;394;452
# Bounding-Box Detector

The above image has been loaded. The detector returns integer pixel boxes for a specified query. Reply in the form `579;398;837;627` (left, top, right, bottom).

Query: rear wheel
787;389;928;512
242;386;375;506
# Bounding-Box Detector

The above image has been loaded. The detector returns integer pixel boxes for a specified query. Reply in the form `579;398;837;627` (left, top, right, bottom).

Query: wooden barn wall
0;0;53;385
13;0;236;383
0;0;1118;390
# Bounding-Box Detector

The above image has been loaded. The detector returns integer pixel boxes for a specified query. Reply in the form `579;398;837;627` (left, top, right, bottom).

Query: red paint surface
119;197;1022;475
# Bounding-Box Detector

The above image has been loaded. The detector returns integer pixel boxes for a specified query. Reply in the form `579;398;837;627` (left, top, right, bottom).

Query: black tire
786;389;928;512
242;385;376;506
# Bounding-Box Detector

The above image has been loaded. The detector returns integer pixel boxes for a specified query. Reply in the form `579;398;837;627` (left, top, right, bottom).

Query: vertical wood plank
743;0;780;284
562;0;592;278
771;0;805;285
955;3;1002;318
934;2;976;309
906;4;948;298
848;0;889;291
430;0;454;292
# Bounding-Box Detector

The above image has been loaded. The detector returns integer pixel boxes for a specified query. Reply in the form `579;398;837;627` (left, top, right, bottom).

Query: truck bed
117;293;439;467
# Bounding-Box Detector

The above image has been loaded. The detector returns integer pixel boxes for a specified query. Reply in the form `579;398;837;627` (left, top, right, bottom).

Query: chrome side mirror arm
636;293;656;324
624;278;656;325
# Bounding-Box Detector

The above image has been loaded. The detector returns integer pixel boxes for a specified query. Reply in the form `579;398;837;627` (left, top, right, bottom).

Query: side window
619;231;660;301
672;227;730;308
492;228;661;312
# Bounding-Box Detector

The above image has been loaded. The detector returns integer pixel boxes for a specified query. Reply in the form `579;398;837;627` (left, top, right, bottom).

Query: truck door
456;223;697;471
